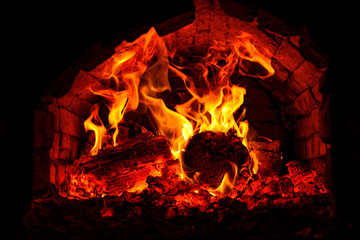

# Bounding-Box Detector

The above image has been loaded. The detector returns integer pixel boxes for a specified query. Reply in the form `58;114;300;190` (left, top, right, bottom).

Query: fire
212;161;238;195
168;33;273;192
84;27;163;149
84;104;106;155
58;25;330;219
77;27;275;197
140;55;193;158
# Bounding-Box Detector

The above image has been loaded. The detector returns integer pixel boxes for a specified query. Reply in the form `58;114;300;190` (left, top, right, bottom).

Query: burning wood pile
57;27;328;215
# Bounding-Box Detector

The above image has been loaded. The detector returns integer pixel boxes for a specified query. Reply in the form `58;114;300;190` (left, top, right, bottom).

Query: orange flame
233;33;274;79
83;27;274;194
140;57;194;160
84;104;106;155
211;161;238;195
169;34;273;184
89;89;129;146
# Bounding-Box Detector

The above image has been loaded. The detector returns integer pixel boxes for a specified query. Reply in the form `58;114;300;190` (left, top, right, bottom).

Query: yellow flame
211;162;238;195
169;34;273;180
84;27;274;193
84;104;106;156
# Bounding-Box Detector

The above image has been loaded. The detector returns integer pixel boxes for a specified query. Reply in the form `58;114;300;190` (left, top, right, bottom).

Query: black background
1;0;359;237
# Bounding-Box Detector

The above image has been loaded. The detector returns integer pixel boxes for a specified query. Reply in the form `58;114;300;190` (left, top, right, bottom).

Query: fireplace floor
17;191;359;239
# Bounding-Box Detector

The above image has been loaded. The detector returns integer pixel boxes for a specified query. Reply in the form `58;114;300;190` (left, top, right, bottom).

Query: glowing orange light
79;27;275;197
211;162;238;195
84;104;106;156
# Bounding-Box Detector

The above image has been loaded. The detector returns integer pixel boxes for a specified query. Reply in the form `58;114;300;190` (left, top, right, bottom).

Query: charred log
181;131;250;189
60;132;172;197
249;140;282;175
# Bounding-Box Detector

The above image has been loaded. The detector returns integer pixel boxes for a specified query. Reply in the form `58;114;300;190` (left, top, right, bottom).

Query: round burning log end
181;131;249;188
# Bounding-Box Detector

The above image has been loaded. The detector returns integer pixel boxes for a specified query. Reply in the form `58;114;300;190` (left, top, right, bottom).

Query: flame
82;27;274;194
87;27;160;147
170;34;273;184
233;33;274;79
211;161;238;195
171;34;274;139
127;163;162;193
89;89;129;146
84;104;106;155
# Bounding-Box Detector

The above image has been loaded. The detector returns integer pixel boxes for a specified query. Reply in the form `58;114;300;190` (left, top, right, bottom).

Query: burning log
181;131;250;188
60;132;173;198
249;140;282;175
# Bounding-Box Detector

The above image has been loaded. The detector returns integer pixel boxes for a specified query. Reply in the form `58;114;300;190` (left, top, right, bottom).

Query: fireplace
5;0;360;239
33;0;330;194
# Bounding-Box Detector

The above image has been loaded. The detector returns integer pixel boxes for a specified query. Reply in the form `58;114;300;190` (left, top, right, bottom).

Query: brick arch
33;0;330;192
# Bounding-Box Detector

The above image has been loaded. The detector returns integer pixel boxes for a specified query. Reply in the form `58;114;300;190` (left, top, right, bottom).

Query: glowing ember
60;27;328;211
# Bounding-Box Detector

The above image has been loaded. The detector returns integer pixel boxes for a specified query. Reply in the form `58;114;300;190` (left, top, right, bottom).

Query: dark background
1;0;359;237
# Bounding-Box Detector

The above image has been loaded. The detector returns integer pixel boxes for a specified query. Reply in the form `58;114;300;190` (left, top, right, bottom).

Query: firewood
61;132;173;197
181;131;250;188
83;120;150;154
249;140;282;175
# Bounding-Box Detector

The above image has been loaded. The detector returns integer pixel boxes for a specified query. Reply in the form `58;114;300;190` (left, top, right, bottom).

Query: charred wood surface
249;140;282;175
63;132;172;196
78;132;171;175
181;131;249;188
